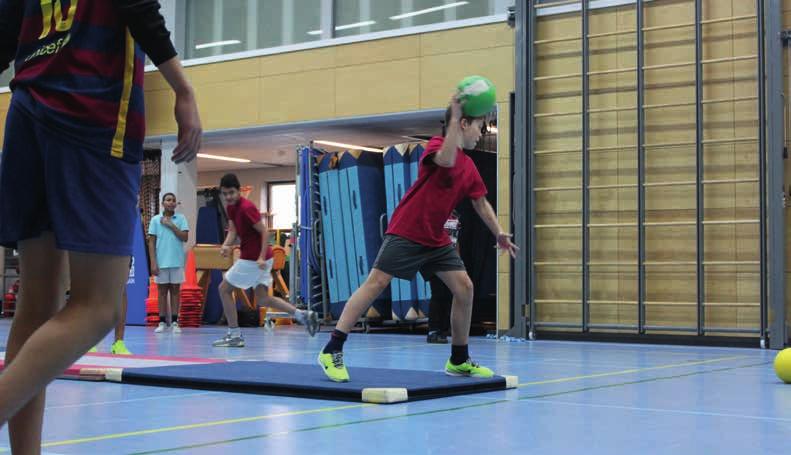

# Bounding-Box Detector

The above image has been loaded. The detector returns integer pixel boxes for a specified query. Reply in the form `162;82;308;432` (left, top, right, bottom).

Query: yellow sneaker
111;340;132;355
445;358;494;378
317;351;350;382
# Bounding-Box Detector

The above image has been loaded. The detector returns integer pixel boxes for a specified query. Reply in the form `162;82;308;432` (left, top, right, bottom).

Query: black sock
172;315;178;324
159;315;167;324
451;345;469;365
323;329;348;354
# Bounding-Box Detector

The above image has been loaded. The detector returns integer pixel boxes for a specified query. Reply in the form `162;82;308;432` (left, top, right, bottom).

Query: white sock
230;327;241;338
295;310;307;324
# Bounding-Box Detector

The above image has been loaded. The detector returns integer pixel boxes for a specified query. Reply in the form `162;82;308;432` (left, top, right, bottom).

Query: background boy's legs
169;283;181;332
253;285;319;336
213;279;244;346
155;284;170;332
218;279;239;329
0;234;128;446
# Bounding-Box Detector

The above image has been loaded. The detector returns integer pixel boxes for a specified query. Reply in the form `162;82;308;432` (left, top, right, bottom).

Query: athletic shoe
304;311;320;337
111;340;132;355
294;310;320;337
154;322;167;333
318;351;350;382
427;331;448;344
445;358;494;378
213;334;245;347
172;322;182;334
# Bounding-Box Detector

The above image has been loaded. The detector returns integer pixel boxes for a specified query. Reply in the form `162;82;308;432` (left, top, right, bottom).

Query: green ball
457;75;497;117
775;348;791;383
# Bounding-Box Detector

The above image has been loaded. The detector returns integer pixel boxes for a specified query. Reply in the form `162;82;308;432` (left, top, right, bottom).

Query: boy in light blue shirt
148;193;189;333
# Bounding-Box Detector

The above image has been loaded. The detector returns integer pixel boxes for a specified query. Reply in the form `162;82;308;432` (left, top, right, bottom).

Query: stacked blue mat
317;150;389;320
297;147;322;313
196;203;226;324
383;144;431;321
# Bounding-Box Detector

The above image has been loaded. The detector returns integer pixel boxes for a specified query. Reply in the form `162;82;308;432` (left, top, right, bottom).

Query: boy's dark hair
220;173;241;190
443;106;484;135
162;192;176;201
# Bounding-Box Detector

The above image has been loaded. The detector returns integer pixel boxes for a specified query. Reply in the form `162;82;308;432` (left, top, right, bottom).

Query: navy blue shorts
0;92;141;256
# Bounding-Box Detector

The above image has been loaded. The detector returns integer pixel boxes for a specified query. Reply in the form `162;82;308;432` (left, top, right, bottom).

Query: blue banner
126;213;149;325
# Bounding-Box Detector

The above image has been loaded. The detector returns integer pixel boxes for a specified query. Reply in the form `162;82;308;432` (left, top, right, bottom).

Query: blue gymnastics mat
118;361;517;404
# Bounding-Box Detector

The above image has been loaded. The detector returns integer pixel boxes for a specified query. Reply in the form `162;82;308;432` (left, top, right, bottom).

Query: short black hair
443;106;484;135
220;173;241;190
162;192;176;201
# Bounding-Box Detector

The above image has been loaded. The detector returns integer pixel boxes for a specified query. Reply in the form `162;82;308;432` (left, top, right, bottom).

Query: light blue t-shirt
148;213;189;269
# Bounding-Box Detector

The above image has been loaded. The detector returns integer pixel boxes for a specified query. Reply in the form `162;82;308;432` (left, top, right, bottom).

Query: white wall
198;166;296;213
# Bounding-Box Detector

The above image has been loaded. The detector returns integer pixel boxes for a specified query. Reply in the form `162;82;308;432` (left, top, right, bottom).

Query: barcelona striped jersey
10;0;146;163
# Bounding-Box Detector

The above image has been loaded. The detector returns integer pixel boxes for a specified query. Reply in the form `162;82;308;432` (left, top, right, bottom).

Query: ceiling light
197;153;251;163
308;20;377;35
314;140;383;153
195;40;241;50
390;2;469;20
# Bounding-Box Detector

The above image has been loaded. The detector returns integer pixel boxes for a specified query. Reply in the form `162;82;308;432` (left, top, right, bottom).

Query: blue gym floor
0;319;788;454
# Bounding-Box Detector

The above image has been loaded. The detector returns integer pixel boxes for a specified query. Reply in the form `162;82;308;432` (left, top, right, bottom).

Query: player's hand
161;216;174;228
496;232;520;259
257;258;267;270
449;93;463;121
172;88;202;164
220;245;231;258
151;265;160;276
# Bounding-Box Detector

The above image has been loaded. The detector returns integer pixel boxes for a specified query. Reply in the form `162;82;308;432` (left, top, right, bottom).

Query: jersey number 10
39;0;78;39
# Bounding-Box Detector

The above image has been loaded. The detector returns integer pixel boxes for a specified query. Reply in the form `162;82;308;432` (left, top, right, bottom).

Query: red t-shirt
226;197;270;260
386;136;488;247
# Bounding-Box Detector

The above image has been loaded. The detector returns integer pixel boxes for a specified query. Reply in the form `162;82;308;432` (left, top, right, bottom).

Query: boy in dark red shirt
318;96;518;382
0;0;201;449
213;174;319;347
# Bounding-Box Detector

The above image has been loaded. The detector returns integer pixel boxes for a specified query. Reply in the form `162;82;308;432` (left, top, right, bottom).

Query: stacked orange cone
145;278;159;326
178;250;203;328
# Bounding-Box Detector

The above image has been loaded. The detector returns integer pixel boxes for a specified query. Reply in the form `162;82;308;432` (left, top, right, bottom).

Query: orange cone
148;276;158;299
178;249;204;328
183;250;198;290
145;277;159;326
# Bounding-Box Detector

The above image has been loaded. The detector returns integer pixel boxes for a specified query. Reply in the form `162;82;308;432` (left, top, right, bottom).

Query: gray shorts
372;235;465;280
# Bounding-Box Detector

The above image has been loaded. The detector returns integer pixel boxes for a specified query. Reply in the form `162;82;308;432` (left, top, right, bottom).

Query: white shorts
155;267;185;284
224;258;273;290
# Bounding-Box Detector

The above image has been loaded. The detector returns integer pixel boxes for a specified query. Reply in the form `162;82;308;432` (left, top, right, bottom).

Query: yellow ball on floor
774;348;791;383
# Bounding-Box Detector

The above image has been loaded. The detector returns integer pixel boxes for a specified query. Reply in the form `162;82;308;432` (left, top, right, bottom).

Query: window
268;182;297;230
0;68;13;88
333;0;498;38
184;0;322;60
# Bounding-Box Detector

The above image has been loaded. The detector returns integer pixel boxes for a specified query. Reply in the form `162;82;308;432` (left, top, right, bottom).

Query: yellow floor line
35;404;372;449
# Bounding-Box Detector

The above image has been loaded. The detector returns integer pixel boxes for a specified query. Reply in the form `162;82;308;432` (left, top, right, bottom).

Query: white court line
523;398;791;423
45;392;220;410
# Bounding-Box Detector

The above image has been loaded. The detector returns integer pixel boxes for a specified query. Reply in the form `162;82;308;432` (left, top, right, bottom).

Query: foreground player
0;0;202;450
318;95;518;382
213;174;319;347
